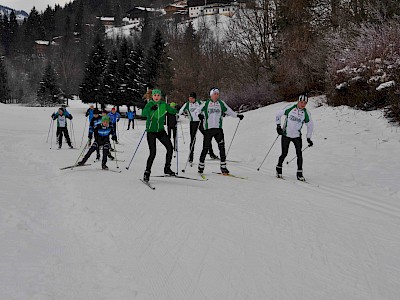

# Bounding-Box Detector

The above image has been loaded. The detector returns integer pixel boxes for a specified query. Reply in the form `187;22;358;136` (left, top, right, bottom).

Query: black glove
237;114;244;120
276;125;283;135
198;114;204;120
307;138;313;147
112;135;117;141
151;105;158;111
69;115;73;120
88;133;93;140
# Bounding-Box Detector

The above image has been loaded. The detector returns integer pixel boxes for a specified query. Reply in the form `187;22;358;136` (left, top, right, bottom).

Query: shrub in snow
326;21;400;122
223;76;279;112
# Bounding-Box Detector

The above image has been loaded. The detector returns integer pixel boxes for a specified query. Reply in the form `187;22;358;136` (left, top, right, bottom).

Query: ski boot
77;159;86;166
102;163;108;170
68;144;74;149
220;162;229;175
96;154;100;160
297;170;305;181
164;166;176;176
143;170;151;182
276;166;283;179
198;162;205;174
58;145;62;149
108;154;115;160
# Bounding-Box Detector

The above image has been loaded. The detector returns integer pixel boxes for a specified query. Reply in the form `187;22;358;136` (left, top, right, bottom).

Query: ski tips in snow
140;179;156;190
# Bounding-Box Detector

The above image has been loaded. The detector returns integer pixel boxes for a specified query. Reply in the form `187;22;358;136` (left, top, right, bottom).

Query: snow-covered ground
1;97;400;299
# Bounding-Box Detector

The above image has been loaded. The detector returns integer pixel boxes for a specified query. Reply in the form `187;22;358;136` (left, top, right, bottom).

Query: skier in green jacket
142;89;178;182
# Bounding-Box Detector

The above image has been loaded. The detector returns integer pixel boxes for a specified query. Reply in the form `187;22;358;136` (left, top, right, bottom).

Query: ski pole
257;135;279;171
182;121;201;173
286;146;310;165
112;140;119;169
126;129;146;170
70;120;77;147
226;119;241;157
80;117;88;148
179;121;185;144
72;139;90;168
50;117;55;149
176;126;179;175
46;118;54;143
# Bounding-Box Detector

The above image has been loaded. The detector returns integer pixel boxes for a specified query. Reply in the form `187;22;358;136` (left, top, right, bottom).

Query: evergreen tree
42;6;56;39
74;0;84;34
1;15;11;56
103;49;119;107
127;42;146;106
37;62;62;106
80;34;108;107
144;29;174;95
144;29;165;89
0;57;11;103
25;7;44;40
115;38;131;107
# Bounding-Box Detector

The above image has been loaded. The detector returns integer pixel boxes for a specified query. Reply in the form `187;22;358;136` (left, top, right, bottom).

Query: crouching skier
78;115;115;170
88;109;114;161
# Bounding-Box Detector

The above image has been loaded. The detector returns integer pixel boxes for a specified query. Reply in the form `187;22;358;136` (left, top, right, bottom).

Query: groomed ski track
1;98;400;299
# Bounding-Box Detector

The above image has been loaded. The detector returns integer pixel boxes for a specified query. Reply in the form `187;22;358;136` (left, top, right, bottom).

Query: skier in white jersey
275;94;314;181
194;88;244;174
178;92;218;163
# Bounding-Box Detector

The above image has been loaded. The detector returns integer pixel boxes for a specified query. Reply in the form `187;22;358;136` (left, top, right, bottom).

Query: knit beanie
101;115;110;123
152;89;162;96
209;88;220;96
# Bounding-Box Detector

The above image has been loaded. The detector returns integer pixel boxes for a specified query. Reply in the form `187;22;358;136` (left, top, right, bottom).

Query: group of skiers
54;87;314;182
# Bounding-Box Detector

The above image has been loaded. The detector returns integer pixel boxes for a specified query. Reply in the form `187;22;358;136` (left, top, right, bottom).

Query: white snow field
1;97;400;300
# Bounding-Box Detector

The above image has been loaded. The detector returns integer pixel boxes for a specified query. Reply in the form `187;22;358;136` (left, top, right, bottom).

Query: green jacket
143;100;177;132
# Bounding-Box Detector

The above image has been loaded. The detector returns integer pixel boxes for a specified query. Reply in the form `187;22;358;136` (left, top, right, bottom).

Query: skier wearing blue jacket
108;107;120;143
127;108;135;130
85;105;95;122
78;115;115;170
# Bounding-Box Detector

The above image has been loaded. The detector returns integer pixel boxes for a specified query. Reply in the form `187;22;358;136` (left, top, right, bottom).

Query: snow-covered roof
35;40;50;45
100;17;115;21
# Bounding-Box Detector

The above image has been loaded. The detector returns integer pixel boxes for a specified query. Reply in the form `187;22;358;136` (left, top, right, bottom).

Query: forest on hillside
0;0;399;121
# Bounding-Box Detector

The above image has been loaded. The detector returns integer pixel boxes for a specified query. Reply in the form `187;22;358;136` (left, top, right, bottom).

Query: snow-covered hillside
0;5;28;23
1;97;400;299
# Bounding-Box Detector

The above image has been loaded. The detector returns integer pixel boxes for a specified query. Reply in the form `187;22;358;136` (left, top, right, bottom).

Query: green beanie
170;102;176;107
152;89;162;96
101;115;110;123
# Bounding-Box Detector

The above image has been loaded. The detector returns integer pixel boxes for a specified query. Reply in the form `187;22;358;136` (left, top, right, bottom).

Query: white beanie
209;88;220;96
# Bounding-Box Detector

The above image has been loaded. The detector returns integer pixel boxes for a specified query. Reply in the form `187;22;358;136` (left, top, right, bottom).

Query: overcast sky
1;0;71;13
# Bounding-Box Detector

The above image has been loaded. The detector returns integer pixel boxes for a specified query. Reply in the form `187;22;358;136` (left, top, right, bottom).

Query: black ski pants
277;136;303;171
167;126;177;150
56;127;72;147
146;130;173;172
127;119;134;129
83;141;110;165
189;121;215;161
200;128;225;163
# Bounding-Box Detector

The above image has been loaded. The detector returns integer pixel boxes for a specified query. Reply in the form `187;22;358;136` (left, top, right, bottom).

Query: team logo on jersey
209;108;221;114
289;115;302;123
